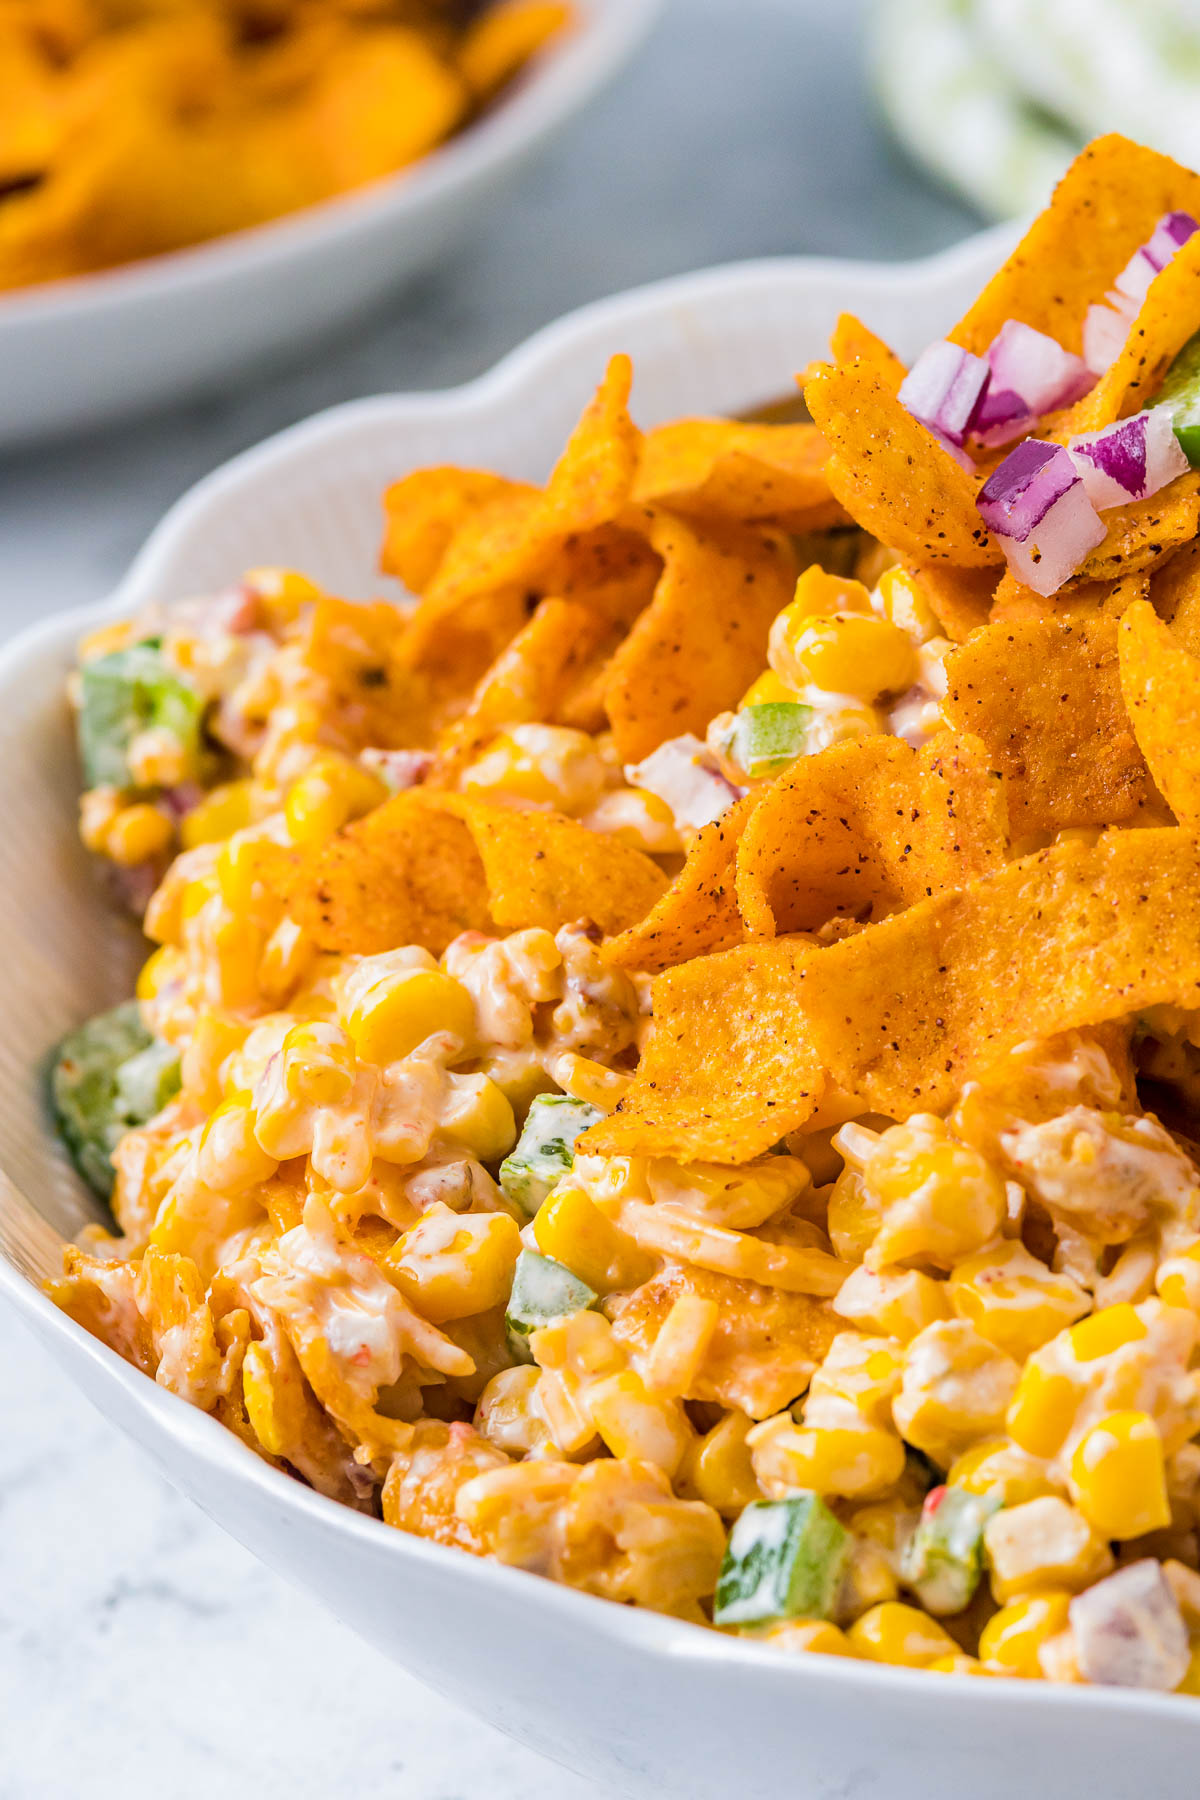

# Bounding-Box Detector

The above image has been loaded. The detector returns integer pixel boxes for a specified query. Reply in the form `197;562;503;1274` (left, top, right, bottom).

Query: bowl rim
4;228;1196;1727
0;0;658;327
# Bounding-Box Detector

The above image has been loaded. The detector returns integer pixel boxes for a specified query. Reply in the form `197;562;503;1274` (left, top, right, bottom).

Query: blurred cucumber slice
78;642;205;790
50;1001;180;1200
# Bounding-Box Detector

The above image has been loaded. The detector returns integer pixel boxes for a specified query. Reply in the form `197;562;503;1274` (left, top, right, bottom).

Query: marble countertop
0;2;978;1793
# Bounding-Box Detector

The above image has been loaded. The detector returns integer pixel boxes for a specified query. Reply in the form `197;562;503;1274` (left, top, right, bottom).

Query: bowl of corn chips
0;0;655;446
8;137;1200;1800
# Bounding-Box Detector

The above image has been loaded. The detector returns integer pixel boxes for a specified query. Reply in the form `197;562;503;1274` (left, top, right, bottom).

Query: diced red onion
1070;1562;1189;1691
1068;407;1189;510
976;439;1106;596
1095;212;1200;364
898;339;990;448
972;385;1036;449
1082;302;1132;376
625;734;743;834
985;320;1094;418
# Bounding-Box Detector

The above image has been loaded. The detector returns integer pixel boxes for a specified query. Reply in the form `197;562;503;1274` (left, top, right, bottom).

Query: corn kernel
893;1320;1019;1465
770;611;919;702
1068;1303;1147;1363
588;1369;693;1476
785;565;874;621
827;1168;883;1264
389;1204;522;1324
833;1264;953;1342
760;1619;855;1657
749;1415;906;1501
137;944;183;1002
1158;1243;1200;1312
243;565;322;621
876;566;941;645
948;1438;1061;1507
949;1241;1089;1361
1069;1410;1171;1540
740;669;796;707
284;755;386;845
181;779;255;849
241;1341;286;1457
644;1294;720;1395
979;1591;1072;1677
197;1092;277;1191
345;966;476;1064
847;1602;960;1668
105;802;174;866
444;1074;517;1162
687;1411;761;1516
862;1116;1008;1271
1177;1645;1200;1695
533;1185;653;1294
462;725;606;813
1006;1360;1079;1459
983;1497;1112;1602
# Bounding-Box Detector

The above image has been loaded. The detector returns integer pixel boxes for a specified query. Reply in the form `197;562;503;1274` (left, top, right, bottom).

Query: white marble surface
0;2;978;1794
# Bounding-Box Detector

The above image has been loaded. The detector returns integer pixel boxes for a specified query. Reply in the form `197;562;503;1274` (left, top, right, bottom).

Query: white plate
0;0;656;450
5;231;1197;1800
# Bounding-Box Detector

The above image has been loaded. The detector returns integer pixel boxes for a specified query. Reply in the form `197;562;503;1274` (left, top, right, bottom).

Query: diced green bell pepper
78;642;205;790
1156;328;1200;466
504;1249;597;1362
901;1484;1001;1616
498;1093;604;1217
719;702;813;780
714;1494;850;1627
50;1001;181;1200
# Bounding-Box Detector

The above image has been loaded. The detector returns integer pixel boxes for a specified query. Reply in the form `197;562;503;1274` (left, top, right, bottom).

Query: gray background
0;1;978;1793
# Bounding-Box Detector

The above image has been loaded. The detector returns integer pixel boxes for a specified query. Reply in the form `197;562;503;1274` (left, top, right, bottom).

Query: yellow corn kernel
258;916;312;1006
284;755;386;845
388;1205;522;1324
137;944;183;1002
806;1333;904;1432
1068;1303;1147;1363
739;668;796;708
833;1264;954;1342
241;1341;287;1457
181;779;255;849
929;1655;991;1676
862;1116;1008;1271
893;1319;1019;1465
785;564;874;621
1177;1645;1200;1696
1157;1243;1200;1311
847;1602;959;1668
876;566;941;645
748;1415;906;1501
280;1020;356;1106
979;1591;1071;1677
105;802;174;866
346;966;476;1065
215;831;270;911
769;611;919;702
1006;1360;1079;1459
445;1074;517;1162
760;1620;856;1657
196;1092;278;1192
687;1411;761;1516
243;565;322;622
587;1370;693;1476
1069;1410;1171;1540
179;1010;248;1110
983;1497;1112;1602
948;1438;1060;1507
644;1294;720;1395
533;1185;654;1294
827;1168;883;1264
78;619;136;661
462;725;606;813
948;1241;1089;1361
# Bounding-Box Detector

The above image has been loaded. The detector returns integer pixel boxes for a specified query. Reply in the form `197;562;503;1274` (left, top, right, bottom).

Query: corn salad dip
48;135;1200;1696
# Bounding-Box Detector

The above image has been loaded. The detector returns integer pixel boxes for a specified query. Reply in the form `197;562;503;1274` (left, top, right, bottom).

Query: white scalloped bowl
0;0;657;449
5;234;1198;1800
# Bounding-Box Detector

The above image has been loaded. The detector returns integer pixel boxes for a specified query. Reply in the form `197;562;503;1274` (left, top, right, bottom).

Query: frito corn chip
579;938;824;1162
951;135;1200;356
828;313;907;387
398;356;643;672
631;419;847;533
436;793;667;937
459;0;571;99
804;359;999;568
905;562;999;642
989;568;1149;627
1072;475;1200;585
1061;230;1200;435
302;593;430;748
734;733;1006;938
289;788;666;954
942;618;1156;837
380;469;533;594
428;597;610;785
605;792;759;972
794;826;1200;1116
1119;599;1200;826
1152;537;1200;654
603;511;796;762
